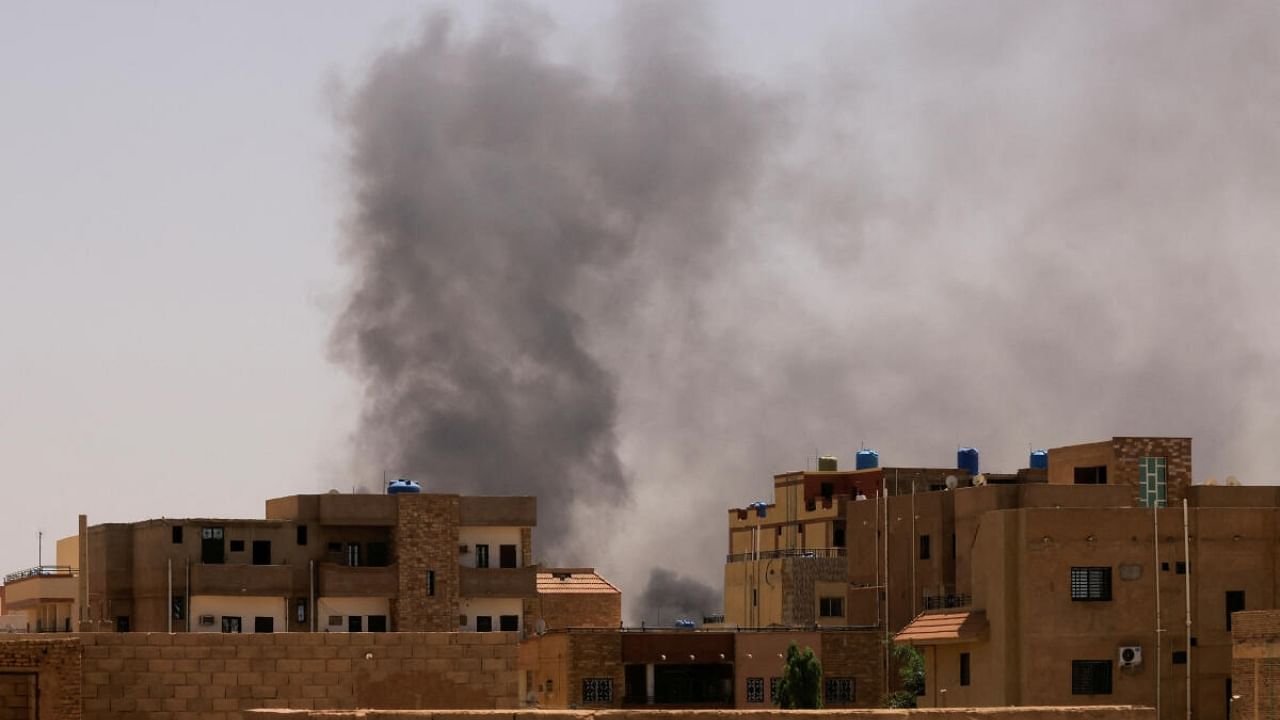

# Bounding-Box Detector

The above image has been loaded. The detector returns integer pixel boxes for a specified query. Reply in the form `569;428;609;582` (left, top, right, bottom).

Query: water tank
957;448;980;476
673;618;697;629
751;501;767;519
387;479;422;495
855;449;880;470
1029;449;1049;470
817;456;838;472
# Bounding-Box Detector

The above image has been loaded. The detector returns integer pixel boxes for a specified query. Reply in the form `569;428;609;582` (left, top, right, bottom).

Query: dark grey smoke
331;4;775;556
333;1;1280;621
635;568;719;626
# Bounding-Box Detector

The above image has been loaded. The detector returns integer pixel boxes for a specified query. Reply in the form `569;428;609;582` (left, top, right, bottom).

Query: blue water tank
673;618;697;629
1030;450;1049;470
957;448;980;476
751;502;767;519
387;479;422;495
856;449;880;470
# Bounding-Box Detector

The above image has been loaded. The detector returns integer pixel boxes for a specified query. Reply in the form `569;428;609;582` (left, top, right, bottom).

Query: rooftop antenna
38;530;43;567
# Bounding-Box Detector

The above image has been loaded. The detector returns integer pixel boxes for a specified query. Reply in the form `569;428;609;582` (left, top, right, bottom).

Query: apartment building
17;488;548;634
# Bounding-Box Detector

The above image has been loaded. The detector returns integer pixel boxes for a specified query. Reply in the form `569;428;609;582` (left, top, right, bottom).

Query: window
770;677;781;703
221;616;242;634
367;542;389;567
295;598;307;624
426;570;436;597
833;523;846;548
960;652;971;686
201;527;225;564
1074;466;1107;484
476;616;492;632
229;539;245;552
819;597;845;617
348;616;362;632
252;540;271;566
327;542;341;553
1070;567;1112;601
172;525;183;544
116;616;130;633
476;544;490;568
1173;651;1187;664
327;615;342;626
499;615;519;632
824;677;855;704
1071;660;1112;694
752;589;757;607
951;533;957;558
346;543;360;567
254;617;274;633
296;526;308;546
820;482;834;498
499;544;518;568
746;677;765;703
582;678;613;704
1176;561;1188;575
368;615;387;632
1227;590;1246;629
172;597;185;620
1139;456;1167;508
919;535;931;560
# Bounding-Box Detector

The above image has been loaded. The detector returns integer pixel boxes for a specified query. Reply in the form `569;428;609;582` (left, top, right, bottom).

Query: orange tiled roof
536;569;620;595
894;611;988;645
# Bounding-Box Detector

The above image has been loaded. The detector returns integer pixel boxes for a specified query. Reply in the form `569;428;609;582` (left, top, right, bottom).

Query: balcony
3;567;78;612
725;547;846;563
458;566;536;598
922;588;972;611
3;566;76;585
317;563;398;597
190;563;292;596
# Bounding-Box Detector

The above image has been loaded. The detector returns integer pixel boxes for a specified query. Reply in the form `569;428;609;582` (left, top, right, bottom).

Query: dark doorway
649;663;734;706
476;616;493;632
348;616;362;633
201;527;225;564
367;542;389;567
252;540;271;566
499;544;517;568
254;617;274;633
368;615;387;632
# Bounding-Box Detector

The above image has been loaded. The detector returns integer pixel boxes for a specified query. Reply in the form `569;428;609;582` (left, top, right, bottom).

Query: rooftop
536;568;620;594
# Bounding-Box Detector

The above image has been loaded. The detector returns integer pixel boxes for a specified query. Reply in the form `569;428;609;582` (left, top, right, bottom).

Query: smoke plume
635;568;720;627
334;1;1280;621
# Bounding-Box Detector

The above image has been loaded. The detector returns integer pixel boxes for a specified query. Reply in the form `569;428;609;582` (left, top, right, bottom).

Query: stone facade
819;630;884;708
1232;609;1280;720
0;637;82;720
782;557;847;626
394;494;461;632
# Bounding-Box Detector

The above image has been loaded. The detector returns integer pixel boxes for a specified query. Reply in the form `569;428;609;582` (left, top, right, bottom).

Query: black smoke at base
634;568;720;626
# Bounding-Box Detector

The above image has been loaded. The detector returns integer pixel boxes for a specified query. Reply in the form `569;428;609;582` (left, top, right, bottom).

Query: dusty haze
332;1;1280;622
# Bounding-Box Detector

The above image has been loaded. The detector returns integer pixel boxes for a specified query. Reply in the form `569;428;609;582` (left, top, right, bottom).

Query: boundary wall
244;707;1155;720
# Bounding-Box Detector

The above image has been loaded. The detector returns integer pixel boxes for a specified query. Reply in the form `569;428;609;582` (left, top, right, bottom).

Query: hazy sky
0;0;857;583
3;2;1278;621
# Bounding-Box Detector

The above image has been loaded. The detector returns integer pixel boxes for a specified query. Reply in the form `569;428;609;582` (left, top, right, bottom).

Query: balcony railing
725;547;846;563
4;566;77;584
922;593;972;611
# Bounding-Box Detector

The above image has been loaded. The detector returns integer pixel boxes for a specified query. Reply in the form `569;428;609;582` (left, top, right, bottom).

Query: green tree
776;642;823;709
885;643;925;708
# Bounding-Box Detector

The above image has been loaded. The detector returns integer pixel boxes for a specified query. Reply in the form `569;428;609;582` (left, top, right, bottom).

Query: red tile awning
894;611;988;645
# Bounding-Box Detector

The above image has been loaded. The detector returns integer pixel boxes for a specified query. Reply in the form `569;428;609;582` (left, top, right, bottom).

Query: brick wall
566;632;623;709
537;593;621;630
0;637;82;719
819;630;883;708
782;557;847;626
0;673;32;720
80;631;518;719
1112;437;1192;506
394;494;461;632
1233;609;1280;720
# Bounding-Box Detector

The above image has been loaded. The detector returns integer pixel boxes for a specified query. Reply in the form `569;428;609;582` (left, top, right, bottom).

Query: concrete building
519;627;882;709
0;489;592;635
532;568;622;631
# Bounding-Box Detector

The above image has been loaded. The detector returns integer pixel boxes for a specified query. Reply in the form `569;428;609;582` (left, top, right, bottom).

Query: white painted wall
459;596;522;632
317;596;390;632
0;614;27;633
190;595;285;633
457;527;522;568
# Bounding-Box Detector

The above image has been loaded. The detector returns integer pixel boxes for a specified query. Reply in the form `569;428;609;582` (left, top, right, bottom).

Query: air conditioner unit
459;544;470;554
1119;646;1142;668
198;615;215;626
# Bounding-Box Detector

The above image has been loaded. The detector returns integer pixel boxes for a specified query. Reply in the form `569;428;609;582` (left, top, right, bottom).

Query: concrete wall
80;631;519;718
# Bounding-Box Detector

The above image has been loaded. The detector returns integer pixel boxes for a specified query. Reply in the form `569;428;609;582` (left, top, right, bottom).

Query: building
0;487;626;635
532;568;622;631
519;627;882;709
1230;608;1280;720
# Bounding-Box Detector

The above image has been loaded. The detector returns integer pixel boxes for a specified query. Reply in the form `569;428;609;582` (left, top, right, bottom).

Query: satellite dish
535;619;547;636
945;475;959;490
973;474;987;487
1226;475;1241;486
1204;477;1218;486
